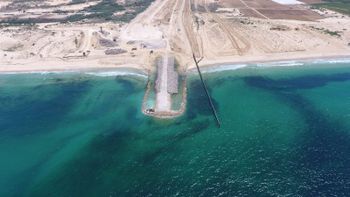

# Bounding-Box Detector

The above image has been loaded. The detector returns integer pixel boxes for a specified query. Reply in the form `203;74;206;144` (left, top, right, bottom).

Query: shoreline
1;53;350;76
0;66;149;78
191;53;350;72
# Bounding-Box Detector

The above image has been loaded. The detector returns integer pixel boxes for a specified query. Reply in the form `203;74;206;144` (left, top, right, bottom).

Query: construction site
122;0;350;117
139;0;350;68
1;0;350;71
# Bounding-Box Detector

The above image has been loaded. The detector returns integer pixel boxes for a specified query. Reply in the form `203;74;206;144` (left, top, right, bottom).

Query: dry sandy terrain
0;0;350;73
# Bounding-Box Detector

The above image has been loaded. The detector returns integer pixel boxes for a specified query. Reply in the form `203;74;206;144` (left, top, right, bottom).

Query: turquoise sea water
0;62;350;196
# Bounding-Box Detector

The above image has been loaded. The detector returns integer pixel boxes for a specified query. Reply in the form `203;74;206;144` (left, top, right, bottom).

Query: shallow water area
1;62;350;196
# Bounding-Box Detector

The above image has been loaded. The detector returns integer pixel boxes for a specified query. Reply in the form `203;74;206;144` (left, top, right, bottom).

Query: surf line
192;54;221;128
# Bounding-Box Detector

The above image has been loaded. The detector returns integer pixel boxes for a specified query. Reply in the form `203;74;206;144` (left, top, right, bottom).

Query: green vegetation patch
66;0;155;23
0;0;155;26
312;0;350;16
309;25;342;37
65;0;124;22
69;0;89;5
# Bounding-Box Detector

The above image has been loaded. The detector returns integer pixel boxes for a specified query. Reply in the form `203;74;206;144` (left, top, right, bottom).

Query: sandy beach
1;0;350;74
1;52;350;75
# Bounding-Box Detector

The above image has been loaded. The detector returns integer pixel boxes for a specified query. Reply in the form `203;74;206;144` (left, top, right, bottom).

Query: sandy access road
155;55;171;112
0;0;350;73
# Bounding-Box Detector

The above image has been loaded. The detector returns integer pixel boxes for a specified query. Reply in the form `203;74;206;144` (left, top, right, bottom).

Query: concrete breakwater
142;55;186;118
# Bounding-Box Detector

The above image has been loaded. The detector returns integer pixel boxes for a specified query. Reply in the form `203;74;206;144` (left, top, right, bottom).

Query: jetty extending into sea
142;55;186;118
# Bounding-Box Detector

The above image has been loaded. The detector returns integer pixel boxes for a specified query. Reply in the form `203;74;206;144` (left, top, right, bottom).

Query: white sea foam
271;0;304;5
197;64;248;74
255;58;350;67
310;58;350;64
0;70;148;78
0;71;75;75
207;58;350;73
256;61;305;67
86;71;147;78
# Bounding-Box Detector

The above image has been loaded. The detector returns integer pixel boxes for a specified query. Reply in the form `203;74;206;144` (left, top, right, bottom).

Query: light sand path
155;55;171;112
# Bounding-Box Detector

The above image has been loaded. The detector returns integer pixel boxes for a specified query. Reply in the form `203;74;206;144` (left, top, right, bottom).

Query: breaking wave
86;71;147;78
256;61;305;67
200;64;248;73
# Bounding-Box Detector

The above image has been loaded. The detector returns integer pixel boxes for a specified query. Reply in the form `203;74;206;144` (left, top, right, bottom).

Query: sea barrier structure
192;54;221;128
142;54;221;125
142;55;187;118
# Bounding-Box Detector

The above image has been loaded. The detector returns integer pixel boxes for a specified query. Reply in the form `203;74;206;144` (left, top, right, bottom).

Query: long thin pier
192;54;221;128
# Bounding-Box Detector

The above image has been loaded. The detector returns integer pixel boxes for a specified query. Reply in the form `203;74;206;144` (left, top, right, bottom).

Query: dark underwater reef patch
0;81;91;136
186;80;219;120
29;118;211;196
244;72;350;91
141;119;210;164
29;126;133;197
243;74;350;196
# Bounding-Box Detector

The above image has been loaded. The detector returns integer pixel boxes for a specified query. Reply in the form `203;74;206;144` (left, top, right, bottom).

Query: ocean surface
1;62;350;196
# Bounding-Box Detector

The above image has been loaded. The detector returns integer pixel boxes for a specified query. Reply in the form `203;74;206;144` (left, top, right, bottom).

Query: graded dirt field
0;0;350;73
